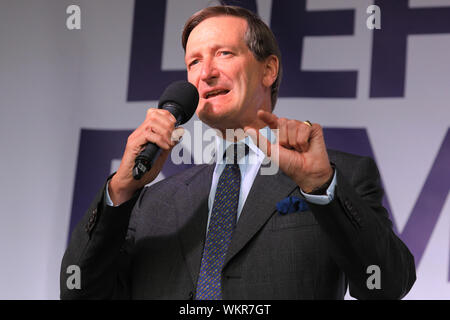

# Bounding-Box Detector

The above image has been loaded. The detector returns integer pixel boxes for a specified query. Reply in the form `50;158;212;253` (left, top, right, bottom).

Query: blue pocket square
276;196;309;215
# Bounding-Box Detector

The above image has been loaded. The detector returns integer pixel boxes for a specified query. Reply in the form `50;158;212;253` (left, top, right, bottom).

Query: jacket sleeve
306;156;416;299
60;178;141;299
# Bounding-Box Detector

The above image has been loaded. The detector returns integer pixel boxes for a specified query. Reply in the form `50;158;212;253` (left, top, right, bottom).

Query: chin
197;109;233;129
197;103;228;126
198;111;223;129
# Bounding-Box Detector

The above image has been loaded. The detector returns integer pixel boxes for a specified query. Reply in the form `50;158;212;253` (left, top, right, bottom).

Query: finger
287;120;301;152
146;108;177;126
142;130;171;150
277;117;289;148
142;120;175;147
145;111;176;132
297;121;313;152
309;123;324;141
286;120;311;153
257;110;279;130
145;109;177;136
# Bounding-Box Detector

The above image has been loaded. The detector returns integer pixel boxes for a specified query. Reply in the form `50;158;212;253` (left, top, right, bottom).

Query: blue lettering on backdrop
69;130;130;237
128;0;450;100
326;128;450;280
126;0;256;101
127;0;356;100
370;0;450;97
127;0;186;101
399;129;450;280
271;1;357;97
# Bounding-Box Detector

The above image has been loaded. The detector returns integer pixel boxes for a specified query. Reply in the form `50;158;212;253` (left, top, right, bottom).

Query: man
61;5;415;299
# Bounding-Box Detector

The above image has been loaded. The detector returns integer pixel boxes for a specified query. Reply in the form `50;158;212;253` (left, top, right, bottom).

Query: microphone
133;81;199;180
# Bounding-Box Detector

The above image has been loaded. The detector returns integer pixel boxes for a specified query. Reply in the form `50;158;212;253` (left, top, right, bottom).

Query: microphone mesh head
158;81;199;125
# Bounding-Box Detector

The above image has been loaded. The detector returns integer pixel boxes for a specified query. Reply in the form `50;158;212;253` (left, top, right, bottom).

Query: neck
217;105;272;141
217;117;266;142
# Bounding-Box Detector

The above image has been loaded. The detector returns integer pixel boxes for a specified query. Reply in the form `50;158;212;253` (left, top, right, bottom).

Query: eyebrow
185;44;240;61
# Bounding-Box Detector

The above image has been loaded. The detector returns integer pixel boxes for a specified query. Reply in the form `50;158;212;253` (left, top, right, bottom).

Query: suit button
189;291;195;300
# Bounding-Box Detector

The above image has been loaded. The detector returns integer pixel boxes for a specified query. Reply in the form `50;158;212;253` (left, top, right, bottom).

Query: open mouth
204;89;230;99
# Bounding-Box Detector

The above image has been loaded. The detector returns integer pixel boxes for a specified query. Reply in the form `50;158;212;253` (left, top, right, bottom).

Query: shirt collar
213;126;275;165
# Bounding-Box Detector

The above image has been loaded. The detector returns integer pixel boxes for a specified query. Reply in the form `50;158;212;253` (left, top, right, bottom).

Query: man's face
185;15;270;131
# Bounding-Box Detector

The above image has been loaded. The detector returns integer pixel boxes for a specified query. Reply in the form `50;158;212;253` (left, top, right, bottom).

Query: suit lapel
175;164;215;287
224;164;298;268
175;151;336;280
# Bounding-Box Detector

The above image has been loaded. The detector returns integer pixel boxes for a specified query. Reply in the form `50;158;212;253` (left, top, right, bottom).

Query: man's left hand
245;110;333;193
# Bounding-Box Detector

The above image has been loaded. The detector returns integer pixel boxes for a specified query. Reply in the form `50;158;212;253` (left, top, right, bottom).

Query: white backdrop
0;0;449;299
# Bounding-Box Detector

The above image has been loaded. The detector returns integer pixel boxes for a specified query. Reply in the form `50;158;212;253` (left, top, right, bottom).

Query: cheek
238;73;256;99
187;69;200;88
187;77;195;87
187;74;196;88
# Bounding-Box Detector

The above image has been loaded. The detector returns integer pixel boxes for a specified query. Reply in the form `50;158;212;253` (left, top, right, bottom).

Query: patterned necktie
195;145;242;300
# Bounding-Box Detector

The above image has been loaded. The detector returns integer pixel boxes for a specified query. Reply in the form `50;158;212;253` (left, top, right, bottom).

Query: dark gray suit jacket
61;149;416;299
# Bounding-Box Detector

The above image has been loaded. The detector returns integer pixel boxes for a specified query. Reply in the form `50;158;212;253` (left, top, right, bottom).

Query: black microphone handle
132;104;184;180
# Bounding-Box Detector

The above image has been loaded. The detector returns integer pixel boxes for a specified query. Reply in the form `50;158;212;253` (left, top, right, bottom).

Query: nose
200;57;219;83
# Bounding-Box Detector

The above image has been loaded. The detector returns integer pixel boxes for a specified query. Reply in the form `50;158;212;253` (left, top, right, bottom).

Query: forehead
185;15;248;53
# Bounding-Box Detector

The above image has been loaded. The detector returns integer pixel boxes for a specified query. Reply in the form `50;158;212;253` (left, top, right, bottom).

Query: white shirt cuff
300;170;337;205
105;180;116;207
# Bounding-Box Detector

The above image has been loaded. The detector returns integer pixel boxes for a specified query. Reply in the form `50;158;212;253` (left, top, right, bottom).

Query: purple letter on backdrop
271;1;357;97
324;128;450;280
370;0;450;97
127;0;257;101
127;0;357;100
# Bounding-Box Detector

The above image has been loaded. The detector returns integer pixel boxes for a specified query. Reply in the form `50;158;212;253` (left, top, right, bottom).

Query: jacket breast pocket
271;210;319;230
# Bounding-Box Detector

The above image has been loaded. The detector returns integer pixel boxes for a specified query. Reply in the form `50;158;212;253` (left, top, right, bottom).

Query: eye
188;59;200;68
219;51;233;57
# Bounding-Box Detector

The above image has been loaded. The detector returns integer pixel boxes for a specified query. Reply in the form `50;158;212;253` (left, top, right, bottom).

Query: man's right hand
108;108;184;206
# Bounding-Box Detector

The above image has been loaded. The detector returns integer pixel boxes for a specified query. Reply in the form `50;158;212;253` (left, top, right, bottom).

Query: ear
262;55;279;88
